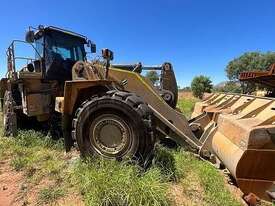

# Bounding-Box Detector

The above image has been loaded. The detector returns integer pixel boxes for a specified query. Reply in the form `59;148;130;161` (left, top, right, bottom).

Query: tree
225;52;275;93
145;70;159;85
226;52;275;81
191;75;213;98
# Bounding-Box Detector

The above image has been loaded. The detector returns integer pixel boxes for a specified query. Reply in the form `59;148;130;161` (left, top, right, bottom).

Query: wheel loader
1;25;274;203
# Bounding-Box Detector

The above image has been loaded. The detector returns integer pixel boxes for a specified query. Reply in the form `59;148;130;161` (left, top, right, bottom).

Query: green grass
0;131;69;204
38;186;66;205
176;97;241;205
72;158;169;206
173;150;240;206
2;131;66;182
177;98;198;119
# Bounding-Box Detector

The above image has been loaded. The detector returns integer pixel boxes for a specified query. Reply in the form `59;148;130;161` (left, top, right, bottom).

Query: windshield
45;31;85;61
35;36;44;59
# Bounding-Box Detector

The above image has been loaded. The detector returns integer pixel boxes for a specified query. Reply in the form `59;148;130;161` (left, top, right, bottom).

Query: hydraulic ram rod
112;63;163;71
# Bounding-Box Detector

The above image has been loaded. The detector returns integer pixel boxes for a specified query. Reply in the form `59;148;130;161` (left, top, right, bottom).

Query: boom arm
108;67;201;150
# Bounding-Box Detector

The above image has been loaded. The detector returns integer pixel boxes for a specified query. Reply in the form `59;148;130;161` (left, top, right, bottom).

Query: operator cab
4;25;97;121
23;25;96;81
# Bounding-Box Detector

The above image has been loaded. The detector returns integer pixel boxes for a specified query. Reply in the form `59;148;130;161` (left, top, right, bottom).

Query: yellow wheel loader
1;25;274;203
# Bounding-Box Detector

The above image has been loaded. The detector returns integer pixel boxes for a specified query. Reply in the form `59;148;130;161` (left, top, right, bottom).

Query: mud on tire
72;90;156;166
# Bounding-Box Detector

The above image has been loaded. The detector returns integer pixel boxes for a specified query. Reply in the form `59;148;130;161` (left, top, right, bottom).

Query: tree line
191;52;275;98
145;52;275;99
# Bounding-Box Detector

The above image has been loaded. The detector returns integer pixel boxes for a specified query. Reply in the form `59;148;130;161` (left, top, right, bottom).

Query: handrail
6;40;42;59
6;40;42;75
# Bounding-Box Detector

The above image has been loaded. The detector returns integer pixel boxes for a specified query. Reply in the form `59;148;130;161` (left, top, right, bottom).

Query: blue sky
0;0;275;87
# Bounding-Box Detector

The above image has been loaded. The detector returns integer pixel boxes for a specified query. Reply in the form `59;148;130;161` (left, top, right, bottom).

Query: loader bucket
192;93;275;201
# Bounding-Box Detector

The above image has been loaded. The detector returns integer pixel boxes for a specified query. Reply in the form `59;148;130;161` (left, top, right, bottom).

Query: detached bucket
193;93;275;201
212;118;275;201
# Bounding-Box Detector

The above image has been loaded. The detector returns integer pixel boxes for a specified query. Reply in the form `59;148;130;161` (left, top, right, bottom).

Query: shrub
191;75;212;99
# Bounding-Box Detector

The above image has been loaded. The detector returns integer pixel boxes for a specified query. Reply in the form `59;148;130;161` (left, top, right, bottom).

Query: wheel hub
90;114;131;156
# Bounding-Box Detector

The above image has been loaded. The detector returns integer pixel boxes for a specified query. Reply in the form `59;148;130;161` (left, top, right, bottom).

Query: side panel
24;93;51;116
20;79;52;117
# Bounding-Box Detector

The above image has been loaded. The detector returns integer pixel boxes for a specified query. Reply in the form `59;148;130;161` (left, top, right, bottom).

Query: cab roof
35;26;87;42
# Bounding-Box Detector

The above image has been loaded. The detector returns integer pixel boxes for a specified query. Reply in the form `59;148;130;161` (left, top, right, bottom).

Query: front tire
72;91;155;165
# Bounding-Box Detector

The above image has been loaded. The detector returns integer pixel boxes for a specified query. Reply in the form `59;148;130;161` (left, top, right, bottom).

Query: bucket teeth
191;93;275;202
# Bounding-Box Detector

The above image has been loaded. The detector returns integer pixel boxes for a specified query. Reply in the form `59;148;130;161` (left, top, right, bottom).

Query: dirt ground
0;155;84;206
0;159;23;206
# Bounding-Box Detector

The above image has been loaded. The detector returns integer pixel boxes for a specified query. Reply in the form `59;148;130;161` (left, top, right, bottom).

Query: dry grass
178;91;197;100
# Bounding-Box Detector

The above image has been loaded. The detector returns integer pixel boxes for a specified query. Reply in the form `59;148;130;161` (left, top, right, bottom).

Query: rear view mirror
25;30;35;43
27;63;34;72
102;48;114;61
87;40;96;53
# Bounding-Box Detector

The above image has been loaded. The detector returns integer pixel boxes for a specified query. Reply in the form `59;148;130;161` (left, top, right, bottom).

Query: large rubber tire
72;90;156;166
3;91;17;137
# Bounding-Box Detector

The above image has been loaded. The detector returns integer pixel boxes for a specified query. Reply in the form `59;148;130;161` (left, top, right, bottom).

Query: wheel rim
89;114;133;157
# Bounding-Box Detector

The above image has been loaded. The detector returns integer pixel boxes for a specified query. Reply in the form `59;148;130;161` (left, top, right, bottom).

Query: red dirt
0;160;24;206
0;151;83;206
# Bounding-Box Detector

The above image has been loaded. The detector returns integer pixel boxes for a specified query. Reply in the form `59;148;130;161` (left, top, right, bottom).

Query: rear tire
72;90;156;166
3;91;17;137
